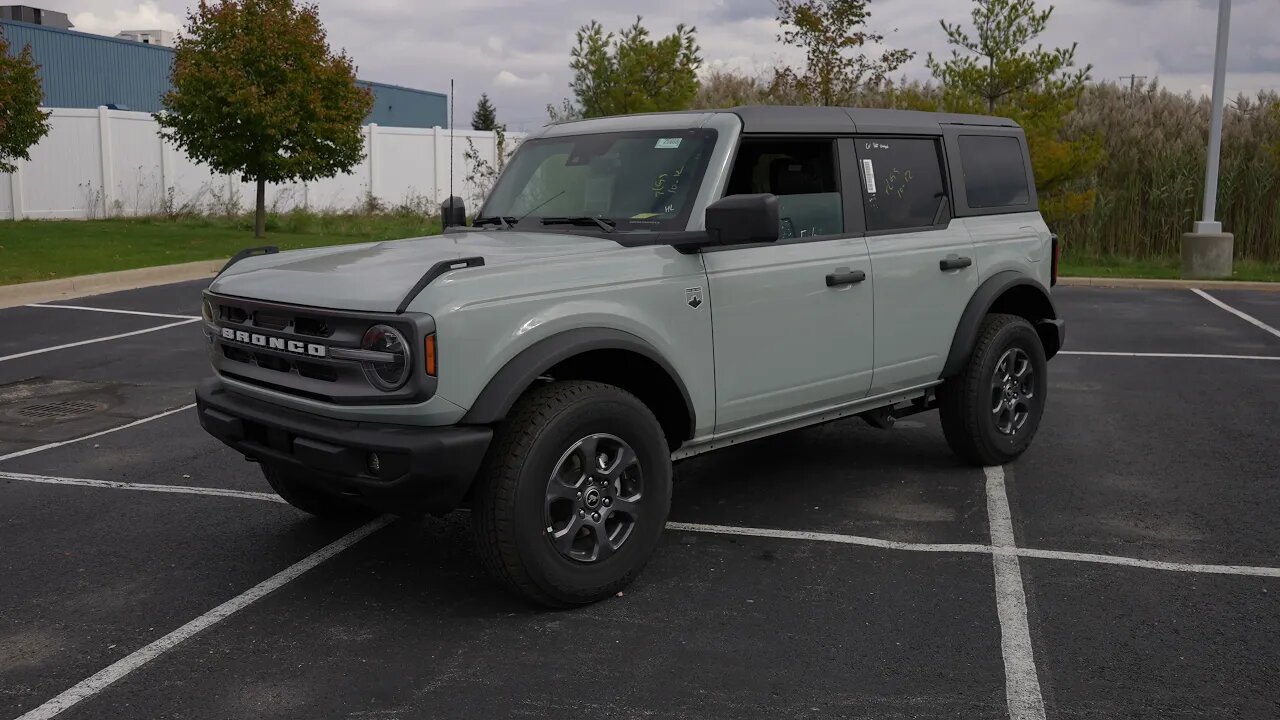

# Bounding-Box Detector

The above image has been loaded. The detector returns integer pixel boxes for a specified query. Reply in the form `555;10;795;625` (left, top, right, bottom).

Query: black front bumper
195;378;492;515
1036;318;1067;359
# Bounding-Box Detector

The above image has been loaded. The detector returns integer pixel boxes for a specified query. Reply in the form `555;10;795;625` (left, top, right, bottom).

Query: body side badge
685;286;703;309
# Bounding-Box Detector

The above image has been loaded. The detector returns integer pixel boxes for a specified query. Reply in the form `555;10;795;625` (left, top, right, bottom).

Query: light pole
1183;0;1234;279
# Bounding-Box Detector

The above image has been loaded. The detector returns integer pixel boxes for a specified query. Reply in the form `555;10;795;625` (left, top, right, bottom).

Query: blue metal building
0;19;449;128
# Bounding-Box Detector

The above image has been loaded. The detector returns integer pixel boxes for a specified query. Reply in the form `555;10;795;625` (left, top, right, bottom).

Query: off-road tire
472;380;673;608
262;463;371;520
938;313;1048;466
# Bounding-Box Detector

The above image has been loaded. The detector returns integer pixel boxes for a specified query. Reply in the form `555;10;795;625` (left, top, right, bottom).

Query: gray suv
196;106;1065;606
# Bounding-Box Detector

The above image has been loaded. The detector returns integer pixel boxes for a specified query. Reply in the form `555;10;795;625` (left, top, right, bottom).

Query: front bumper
1036;318;1067;359
195;378;491;515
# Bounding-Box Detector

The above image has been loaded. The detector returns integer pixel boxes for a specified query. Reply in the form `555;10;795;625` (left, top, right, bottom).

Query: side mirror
704;194;780;246
441;196;466;229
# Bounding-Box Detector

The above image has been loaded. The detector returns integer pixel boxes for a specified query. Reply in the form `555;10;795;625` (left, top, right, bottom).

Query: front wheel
472;381;672;608
938;313;1048;466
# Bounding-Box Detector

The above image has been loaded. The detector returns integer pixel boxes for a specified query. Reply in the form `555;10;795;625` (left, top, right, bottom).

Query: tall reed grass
1059;83;1280;262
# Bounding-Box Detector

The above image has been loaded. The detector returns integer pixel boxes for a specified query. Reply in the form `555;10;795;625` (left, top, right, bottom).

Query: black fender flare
942;271;1063;378
460;327;696;435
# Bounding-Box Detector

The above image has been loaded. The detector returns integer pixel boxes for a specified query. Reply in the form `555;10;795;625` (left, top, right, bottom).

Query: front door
703;137;875;436
852;136;979;392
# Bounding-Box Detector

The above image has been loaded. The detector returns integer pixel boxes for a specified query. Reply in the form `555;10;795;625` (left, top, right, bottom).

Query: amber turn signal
424;334;437;376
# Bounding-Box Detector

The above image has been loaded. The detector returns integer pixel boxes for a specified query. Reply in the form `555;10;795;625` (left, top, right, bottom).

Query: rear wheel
939;313;1048;466
472;380;672;607
262;463;371;520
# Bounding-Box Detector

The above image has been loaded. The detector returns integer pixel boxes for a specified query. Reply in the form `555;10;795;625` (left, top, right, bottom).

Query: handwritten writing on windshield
652;167;685;198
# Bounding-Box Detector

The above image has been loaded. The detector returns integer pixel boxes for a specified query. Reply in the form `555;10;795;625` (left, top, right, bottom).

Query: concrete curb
1058;276;1280;291
0;259;225;309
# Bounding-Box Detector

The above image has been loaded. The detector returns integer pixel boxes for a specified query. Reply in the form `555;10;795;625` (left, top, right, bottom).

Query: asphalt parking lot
2;280;1278;720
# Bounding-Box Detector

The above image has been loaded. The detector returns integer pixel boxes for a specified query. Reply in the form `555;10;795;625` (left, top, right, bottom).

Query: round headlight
360;324;411;390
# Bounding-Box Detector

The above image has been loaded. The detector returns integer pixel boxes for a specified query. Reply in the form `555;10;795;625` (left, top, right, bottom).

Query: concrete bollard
1180;232;1234;279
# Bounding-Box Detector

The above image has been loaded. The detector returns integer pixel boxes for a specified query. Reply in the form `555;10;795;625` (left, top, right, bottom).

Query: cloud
50;0;1280;132
68;1;180;34
494;70;552;89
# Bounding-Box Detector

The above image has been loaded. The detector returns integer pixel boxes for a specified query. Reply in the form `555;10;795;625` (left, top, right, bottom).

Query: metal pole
1195;0;1232;233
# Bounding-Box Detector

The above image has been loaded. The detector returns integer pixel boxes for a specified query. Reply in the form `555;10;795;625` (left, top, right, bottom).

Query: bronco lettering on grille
221;326;327;358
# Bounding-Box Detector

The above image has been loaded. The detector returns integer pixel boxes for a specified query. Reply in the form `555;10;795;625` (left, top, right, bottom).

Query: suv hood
208;230;619;313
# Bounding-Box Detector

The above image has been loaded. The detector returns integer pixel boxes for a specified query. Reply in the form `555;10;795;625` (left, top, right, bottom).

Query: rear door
853;136;979;393
702;136;875;436
945;129;1052;287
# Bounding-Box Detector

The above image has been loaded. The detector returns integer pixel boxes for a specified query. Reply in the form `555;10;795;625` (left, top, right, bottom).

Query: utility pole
1182;0;1234;279
1118;74;1148;91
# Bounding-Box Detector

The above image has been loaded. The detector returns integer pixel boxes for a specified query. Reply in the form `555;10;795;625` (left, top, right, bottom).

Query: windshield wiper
473;215;516;229
541;216;616;233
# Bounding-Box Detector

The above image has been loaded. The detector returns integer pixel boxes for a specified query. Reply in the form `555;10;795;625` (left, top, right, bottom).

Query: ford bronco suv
196;106;1064;607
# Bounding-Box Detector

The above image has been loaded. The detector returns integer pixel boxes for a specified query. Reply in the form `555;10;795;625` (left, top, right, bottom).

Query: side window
726;138;842;239
958;135;1031;208
854;137;947;233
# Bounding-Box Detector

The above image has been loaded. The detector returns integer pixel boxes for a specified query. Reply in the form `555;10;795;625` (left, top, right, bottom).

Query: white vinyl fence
0;107;522;220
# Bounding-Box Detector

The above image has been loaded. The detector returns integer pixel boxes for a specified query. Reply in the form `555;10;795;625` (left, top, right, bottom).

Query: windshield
479;129;718;232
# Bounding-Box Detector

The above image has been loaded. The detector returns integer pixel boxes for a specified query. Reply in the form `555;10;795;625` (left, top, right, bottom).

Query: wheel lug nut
603;497;612;506
576;491;582;498
591;512;600;522
579;509;586;517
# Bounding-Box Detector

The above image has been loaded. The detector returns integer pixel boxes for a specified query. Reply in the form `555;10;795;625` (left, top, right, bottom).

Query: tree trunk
254;177;266;238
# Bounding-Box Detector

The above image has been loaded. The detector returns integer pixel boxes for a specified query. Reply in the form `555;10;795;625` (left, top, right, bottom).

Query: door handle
826;270;866;287
939;255;973;271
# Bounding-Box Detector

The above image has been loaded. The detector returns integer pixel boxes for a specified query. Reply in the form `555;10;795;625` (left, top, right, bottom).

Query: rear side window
958;135;1031;208
854;138;947;232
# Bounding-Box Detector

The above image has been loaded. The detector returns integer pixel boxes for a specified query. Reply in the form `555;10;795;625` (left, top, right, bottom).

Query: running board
672;382;941;461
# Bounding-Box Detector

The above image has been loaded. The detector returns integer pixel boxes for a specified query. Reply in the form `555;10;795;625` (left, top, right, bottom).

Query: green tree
158;0;373;237
926;0;1099;221
552;17;701;120
773;0;913;106
0;27;52;174
471;92;500;131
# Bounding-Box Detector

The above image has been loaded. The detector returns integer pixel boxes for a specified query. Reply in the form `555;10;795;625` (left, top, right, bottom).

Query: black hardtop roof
727;105;1019;134
539;105;1020;137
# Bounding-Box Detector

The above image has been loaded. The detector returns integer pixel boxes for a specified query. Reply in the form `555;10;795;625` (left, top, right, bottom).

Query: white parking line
666;521;992;554
1060;350;1280;361
1192;288;1280;340
0;403;196;463
0;318;200;363
8;464;1277;582
15;515;394;720
0;470;285;503
983;465;1046;720
1006;546;1280;579
27;303;200;320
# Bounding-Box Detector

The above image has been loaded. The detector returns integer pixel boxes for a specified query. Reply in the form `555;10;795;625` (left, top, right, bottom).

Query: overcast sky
63;0;1279;132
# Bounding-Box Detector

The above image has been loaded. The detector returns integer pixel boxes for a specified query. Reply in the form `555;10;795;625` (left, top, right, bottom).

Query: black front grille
220;306;249;324
294;316;333;338
219;346;341;383
254;312;290;331
206;292;434;405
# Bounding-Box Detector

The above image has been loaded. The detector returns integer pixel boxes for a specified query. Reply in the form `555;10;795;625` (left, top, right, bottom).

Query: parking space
1;282;1278;719
48;529;1008;720
1022;560;1280;719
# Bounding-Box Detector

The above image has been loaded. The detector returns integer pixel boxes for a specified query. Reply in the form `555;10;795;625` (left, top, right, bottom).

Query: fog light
367;452;381;475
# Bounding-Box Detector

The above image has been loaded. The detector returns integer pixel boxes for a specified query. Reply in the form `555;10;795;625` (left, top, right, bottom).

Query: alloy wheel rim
990;347;1035;436
544;433;643;563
